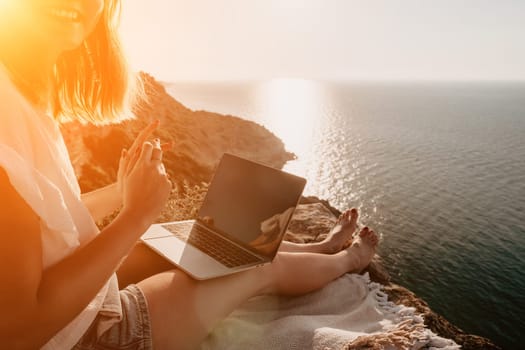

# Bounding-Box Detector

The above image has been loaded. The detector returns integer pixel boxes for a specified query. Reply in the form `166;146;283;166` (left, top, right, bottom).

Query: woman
0;1;379;349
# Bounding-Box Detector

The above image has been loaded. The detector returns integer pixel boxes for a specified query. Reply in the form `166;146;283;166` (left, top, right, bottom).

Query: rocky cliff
62;72;294;194
61;73;500;350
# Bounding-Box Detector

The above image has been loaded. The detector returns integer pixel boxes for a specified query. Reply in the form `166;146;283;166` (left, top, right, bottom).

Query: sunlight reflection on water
251;79;325;158
247;79;375;220
250;80;338;195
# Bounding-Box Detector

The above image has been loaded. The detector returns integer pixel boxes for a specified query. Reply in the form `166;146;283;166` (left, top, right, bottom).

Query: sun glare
0;0;21;24
0;0;14;10
254;79;328;172
0;0;8;13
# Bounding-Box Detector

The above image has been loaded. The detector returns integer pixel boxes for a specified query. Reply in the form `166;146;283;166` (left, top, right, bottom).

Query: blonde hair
53;0;140;125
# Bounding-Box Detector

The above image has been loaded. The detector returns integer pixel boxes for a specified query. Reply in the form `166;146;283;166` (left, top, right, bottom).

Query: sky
120;0;525;82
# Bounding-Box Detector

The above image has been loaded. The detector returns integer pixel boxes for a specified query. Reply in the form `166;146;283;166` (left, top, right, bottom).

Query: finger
137;120;159;142
134;121;158;148
129;120;159;156
117;149;126;181
126;148;141;175
151;139;163;162
165;177;173;193
118;149;127;171
129;130;158;171
139;141;154;163
126;144;143;174
119;148;127;163
151;148;162;161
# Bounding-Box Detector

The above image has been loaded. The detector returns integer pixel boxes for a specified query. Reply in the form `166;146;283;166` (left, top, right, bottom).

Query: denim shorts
73;284;153;350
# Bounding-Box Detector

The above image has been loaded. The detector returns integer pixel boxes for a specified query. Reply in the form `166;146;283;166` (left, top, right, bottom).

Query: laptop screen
197;153;306;259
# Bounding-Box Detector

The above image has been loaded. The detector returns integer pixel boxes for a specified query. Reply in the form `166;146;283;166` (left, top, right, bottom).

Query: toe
349;208;358;223
368;231;379;246
338;209;357;226
359;227;369;237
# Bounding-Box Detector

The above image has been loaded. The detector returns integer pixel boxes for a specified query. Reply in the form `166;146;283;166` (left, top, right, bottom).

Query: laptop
141;153;307;280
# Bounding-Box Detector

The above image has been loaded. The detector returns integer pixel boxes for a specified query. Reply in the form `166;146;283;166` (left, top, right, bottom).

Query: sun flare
0;0;10;16
255;79;326;158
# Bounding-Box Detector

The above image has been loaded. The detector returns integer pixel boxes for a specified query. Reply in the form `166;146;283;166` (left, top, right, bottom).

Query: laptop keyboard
162;221;263;268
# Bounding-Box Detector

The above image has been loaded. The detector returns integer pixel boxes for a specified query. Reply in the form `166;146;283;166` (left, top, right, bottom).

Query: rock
61;72;294;193
382;284;501;350
299;195;342;218
285;202;337;243
61;72;500;350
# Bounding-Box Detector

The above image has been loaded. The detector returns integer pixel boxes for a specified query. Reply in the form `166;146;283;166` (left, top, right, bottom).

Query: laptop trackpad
144;236;230;279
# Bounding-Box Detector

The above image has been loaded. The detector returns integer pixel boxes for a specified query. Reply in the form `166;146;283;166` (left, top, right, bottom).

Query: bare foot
345;227;379;273
318;208;359;254
262;225;380;296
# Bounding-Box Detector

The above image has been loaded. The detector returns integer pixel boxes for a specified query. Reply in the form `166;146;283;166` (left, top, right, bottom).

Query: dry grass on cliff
157;181;209;223
96;181;209;229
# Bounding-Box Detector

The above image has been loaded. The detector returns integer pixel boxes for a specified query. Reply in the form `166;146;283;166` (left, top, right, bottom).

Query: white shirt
0;65;122;349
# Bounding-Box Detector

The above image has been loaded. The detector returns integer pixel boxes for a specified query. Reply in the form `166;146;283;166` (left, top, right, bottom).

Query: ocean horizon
166;79;525;349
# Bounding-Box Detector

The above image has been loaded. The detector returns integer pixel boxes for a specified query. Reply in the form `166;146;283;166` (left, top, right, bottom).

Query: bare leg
271;227;378;295
280;208;359;254
116;242;174;288
118;208;360;288
138;226;378;350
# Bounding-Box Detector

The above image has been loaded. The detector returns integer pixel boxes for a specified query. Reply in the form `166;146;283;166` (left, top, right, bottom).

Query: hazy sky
120;0;525;82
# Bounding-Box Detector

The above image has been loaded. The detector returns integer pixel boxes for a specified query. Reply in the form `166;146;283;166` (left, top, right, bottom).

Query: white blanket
201;274;459;350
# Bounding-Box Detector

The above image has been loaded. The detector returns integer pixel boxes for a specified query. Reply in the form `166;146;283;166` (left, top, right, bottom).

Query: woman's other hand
121;138;172;227
117;120;160;199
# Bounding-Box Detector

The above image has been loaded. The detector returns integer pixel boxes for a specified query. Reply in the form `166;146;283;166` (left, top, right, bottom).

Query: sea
166;79;525;349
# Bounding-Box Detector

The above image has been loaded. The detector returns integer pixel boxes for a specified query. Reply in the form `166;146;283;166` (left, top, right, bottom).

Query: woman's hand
121;138;172;227
116;120;160;199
